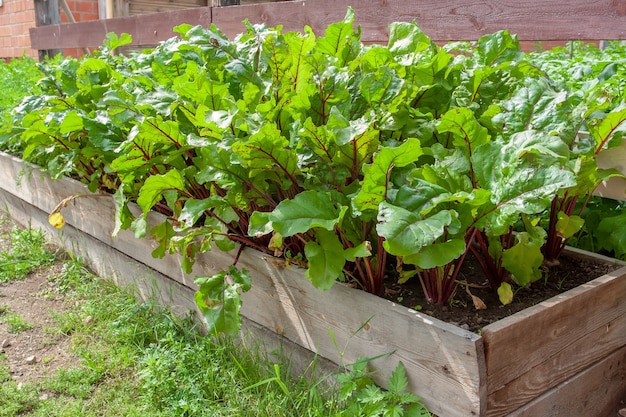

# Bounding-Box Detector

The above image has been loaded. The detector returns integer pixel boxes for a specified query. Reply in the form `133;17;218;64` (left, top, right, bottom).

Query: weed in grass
0;226;56;282
50;254;96;297
336;358;431;417
0;308;32;333
43;367;102;399
0;382;40;417
0;356;40;417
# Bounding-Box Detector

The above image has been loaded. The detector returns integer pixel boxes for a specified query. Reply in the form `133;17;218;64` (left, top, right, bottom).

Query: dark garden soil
382;251;622;333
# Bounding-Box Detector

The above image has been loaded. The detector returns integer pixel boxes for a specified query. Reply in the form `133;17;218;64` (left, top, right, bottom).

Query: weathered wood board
481;250;626;416
509;345;626;417
0;151;486;417
235;249;487;417
209;0;626;41
30;7;212;49
129;0;208;16
30;0;626;52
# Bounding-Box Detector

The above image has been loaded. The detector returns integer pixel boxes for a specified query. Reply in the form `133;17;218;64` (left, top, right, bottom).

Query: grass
0;221;431;417
0;225;57;283
0;306;33;333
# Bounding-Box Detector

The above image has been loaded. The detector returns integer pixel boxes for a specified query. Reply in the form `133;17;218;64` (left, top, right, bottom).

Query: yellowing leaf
497;282;514;305
49;212;65;229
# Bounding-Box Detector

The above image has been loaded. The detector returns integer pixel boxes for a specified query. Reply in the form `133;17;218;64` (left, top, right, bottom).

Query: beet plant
3;10;625;333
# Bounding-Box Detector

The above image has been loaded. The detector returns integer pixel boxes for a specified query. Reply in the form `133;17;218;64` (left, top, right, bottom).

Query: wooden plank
30;0;626;52
509;345;626;417
30;6;212;49
113;0;130;17
98;0;108;20
212;0;626;42
481;260;626;416
486;311;626;416
0;151;486;417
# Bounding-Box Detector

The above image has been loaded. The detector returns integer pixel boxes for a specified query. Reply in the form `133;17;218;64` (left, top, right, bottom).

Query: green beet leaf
102;32;133;52
269;190;348;237
353;138;423;213
247;211;273;237
588;105;626;152
315;7;359;63
377;203;455;257
387;22;431;64
304;229;346;290
472;140;576;234
497;282;514;305
194;266;251;336
436;107;490;158
232;123;300;190
501;228;545;286
555;212;585;239
59;110;84;134
404;238;466;269
136;170;185;216
597;211;626;258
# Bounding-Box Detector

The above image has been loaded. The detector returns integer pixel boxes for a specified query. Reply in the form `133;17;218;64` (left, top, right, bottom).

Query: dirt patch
0;216;78;386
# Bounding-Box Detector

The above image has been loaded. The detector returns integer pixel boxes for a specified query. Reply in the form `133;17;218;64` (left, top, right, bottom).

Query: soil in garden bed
382;252;621;333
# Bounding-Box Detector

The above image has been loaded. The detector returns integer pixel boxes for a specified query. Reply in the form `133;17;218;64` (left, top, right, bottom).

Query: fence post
34;0;62;60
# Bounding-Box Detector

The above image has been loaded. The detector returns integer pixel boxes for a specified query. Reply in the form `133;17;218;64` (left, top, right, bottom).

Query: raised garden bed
2;150;625;417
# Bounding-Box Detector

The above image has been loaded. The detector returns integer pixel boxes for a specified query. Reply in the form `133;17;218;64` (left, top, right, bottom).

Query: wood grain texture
30;0;626;51
508;345;626;417
0;151;486;417
212;0;626;41
30;7;212;49
482;258;626;416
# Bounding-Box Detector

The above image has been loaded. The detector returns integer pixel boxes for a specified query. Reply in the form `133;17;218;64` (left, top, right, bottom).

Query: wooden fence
30;0;626;53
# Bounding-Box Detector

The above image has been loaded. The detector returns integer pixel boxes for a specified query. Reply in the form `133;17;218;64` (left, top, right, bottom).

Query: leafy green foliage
194;266;251;336
568;196;626;260
336;358;431;417
0;56;44;133
2;11;625;329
